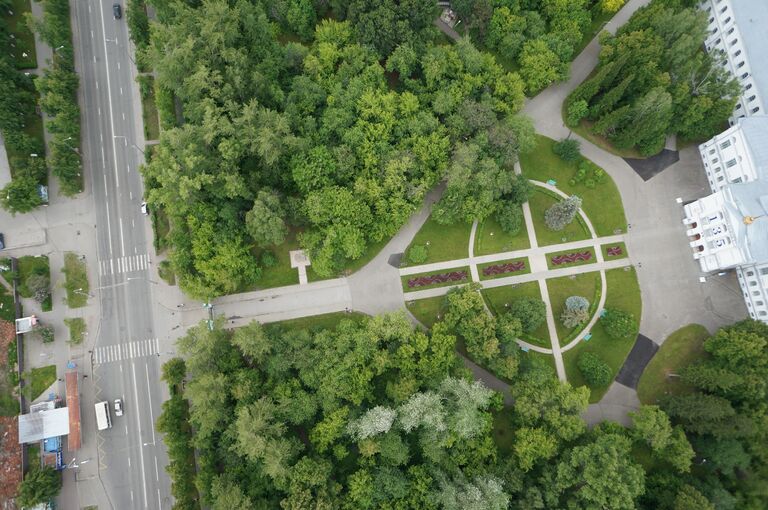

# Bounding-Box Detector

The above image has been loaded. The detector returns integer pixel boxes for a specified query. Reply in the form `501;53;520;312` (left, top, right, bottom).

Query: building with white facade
701;0;768;123
684;117;768;322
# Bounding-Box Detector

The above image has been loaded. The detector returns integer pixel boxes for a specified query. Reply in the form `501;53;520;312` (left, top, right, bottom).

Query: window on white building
717;175;725;182
749;95;757;102
720;140;731;149
760;268;768;275
726;158;737;168
731;39;739;46
734;49;741;57
752;107;760;113
759;311;767;317
747;271;755;277
732;177;742;183
750;281;758;287
757;301;764;307
737;61;745;68
746;83;753;90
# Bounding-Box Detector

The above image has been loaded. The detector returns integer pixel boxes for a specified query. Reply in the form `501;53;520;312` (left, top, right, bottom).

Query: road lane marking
145;364;157;446
95;80;99;90
122;112;125;120
110;258;114;274
91;29;93;38
94;338;159;364
130;361;149;508
154;456;159;481
120;87;123;95
93;55;96;63
157;488;161;509
119;221;125;256
117;61;120;70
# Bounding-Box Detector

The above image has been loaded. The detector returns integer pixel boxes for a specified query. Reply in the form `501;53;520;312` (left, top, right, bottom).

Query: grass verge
474;213;530;256
0;284;15;322
478;257;530;280
528;189;590;247
402;267;470;292
28;365;56;401
6;0;37;69
482;281;550;347
137;75;160;140
403;217;472;266
563;266;642;403
62;253;88;308
637;324;710;405
545;246;597;270
265;311;367;334
546;271;600;343
520;135;628;237
252;229;302;289
158;260;176;285
1;255;52;311
64;318;85;345
406;296;446;329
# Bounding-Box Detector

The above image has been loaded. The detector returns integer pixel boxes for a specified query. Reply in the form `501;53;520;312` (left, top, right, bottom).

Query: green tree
246;190;287;248
602;308;637;339
16;466;62;508
577;352;612;386
519;38;565;94
674;484;715;510
494;200;523;235
508;297;546;334
555;434;645;510
26;273;50;303
566;99;589;127
0;173;44;214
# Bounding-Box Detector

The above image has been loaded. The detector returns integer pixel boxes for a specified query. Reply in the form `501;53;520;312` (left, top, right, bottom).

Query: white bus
95;401;112;430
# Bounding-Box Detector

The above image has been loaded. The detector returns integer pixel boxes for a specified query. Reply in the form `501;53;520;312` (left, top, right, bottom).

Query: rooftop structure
701;0;768;123
15;315;37;334
65;371;81;451
687;116;768;322
17;406;70;444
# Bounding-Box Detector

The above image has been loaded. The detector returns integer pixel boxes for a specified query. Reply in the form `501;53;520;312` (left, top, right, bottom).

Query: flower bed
482;261;526;277
551;251;592;265
407;271;467;288
606;246;622;257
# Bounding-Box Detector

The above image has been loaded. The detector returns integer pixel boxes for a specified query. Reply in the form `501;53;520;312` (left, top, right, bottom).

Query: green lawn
0;284;14;322
64;318;85;345
528;189;590;246
546;272;600;343
6;0;37;69
28;365;56;401
478;257;530;281
403;217;472;266
637;324;710;405
602;242;628;261
1;255;52;311
563;266;642;403
7;91;46;180
138;75;161;140
158;260;176;285
474;213;530;256
406;296;446;329
546;246;597;270
62;253;89;308
402;267;470;292
482;281;550;347
265;311;367;334
520;135;628;237
252;229;302;289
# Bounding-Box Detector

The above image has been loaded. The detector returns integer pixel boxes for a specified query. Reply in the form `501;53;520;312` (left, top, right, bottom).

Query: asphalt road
72;1;171;508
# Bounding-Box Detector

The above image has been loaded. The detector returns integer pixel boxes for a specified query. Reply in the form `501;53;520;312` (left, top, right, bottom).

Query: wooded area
161;313;768;509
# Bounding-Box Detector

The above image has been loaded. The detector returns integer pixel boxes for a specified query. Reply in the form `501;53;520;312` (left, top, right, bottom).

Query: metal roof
17;407;70;444
724;180;768;264
738;117;768;181
730;0;768;104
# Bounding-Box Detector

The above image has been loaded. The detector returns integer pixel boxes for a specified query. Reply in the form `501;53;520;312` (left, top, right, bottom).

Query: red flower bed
482;261;526;277
407;271;467;288
607;246;623;257
551;251;592;265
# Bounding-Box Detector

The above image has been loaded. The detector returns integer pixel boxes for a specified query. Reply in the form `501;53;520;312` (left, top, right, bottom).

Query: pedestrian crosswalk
93;338;159;364
99;254;150;276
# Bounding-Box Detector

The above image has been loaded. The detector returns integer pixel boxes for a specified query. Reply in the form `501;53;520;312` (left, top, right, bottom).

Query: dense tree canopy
143;0;528;298
566;0;739;155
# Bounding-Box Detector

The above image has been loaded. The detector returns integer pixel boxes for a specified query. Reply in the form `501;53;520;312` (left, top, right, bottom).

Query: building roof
65;372;81;451
724;180;768;264
730;0;768;104
739;117;768;181
17;407;70;444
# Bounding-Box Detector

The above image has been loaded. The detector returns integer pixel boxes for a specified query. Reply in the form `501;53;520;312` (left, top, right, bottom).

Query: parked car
113;3;122;19
114;399;123;417
140;202;148;215
0;233;4;250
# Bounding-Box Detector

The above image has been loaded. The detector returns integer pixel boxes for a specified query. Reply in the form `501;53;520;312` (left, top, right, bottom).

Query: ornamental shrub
544;195;582;231
577;352;613;386
408;244;428;264
561;307;589;329
565;295;589;312
602;308;638;339
553;138;581;163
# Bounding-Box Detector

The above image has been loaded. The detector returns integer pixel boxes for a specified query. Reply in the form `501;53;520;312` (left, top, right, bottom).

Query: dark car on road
113;3;122;19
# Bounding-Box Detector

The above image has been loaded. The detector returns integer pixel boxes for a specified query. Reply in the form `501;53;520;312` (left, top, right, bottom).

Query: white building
685;117;768;322
701;0;768;123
